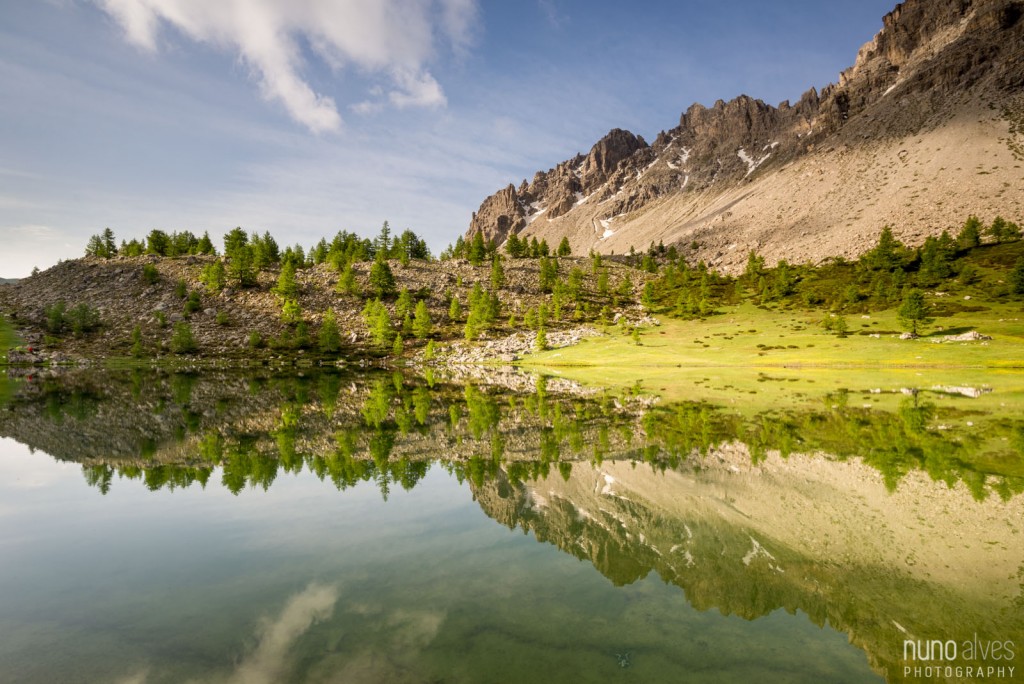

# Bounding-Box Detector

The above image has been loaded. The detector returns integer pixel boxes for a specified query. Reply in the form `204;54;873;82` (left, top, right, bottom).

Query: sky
0;0;897;277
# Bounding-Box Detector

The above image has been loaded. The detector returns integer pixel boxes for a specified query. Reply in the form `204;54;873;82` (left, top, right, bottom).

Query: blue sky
0;0;896;277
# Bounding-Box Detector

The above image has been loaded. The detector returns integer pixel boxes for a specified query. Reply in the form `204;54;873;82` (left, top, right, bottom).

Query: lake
0;367;1021;683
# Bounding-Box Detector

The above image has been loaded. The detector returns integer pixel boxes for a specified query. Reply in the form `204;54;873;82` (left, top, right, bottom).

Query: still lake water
1;368;1022;683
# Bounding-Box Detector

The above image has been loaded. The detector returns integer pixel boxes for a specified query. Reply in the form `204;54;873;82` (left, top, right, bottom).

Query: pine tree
200;260;226;293
395;288;414;320
368;252;396;298
413;300;432;339
864;226;905;272
85;234;105;258
468;232;487;266
273;261;299;299
448;296;462;322
281;299;302;325
898;289;932;336
375;221;392;257
223;227;248;256
490;255;505;289
170;322;197;354
535;326;548;351
557;237;571;256
146;229;171;256
641;282;655;309
196;231;216;255
362;299;394;347
130;325;144;357
318;309;341;353
1011;257;1024;295
336;261;358;295
101;228;117;257
228;244;257;288
957;215;983;250
505;233;524;258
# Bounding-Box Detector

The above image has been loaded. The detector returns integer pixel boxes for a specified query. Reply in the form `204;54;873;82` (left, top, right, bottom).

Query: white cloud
94;0;479;133
388;67;446;109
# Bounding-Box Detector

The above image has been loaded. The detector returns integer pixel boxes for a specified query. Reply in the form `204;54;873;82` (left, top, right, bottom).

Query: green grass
0;314;19;359
520;300;1024;407
0;314;20;406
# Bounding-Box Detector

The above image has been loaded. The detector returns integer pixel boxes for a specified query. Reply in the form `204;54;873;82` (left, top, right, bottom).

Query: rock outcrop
466;0;1024;271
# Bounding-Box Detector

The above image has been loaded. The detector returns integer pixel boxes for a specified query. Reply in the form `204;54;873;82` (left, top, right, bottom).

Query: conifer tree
490;254;505;290
368;251;396;298
957;215;982;250
200;260;226;293
448;296;462;322
413;300;432;339
468;231;487;266
318;309;341;353
273;260;299;299
898;289;932;336
336;261;358;295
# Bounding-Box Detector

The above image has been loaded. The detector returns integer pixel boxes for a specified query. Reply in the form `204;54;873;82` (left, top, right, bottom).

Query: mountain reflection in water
0;367;1021;683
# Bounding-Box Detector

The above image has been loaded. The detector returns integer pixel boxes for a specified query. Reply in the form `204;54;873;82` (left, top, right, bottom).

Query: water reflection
3;368;1020;502
1;367;1022;682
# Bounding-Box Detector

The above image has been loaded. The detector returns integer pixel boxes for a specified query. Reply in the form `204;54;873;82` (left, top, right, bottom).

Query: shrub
215;311;230;326
184;291;202;315
174;279;188;299
130;325;144;357
44;301;67;334
281;299;302;325
294;321;310;349
535;326;548;351
170;323;197;354
141;263;159;284
200;260;226;293
66;303;101;335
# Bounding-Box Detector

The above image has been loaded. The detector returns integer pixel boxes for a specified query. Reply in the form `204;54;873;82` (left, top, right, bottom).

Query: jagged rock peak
465;0;1024;263
581;129;647;181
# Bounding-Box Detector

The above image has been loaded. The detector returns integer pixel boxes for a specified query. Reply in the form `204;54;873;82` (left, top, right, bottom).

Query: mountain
466;0;1024;272
471;452;1024;682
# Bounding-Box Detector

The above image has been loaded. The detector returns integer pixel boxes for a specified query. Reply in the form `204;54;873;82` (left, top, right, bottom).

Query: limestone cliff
466;0;1024;271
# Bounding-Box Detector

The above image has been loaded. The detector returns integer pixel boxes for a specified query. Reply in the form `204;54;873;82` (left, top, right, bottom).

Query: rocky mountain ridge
472;451;1024;682
467;0;1024;272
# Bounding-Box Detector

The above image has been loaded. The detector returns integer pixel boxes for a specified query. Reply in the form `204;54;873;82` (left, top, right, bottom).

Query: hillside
466;0;1024;272
0;253;644;364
